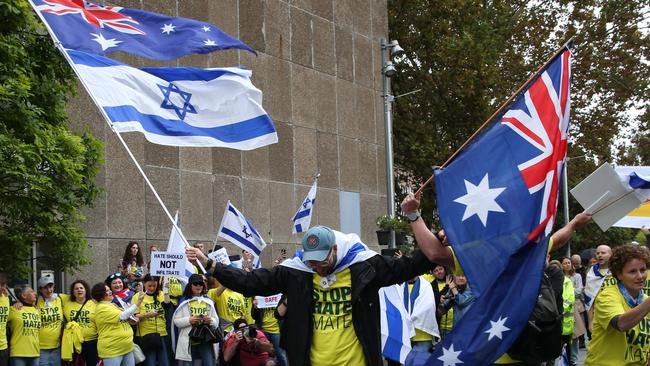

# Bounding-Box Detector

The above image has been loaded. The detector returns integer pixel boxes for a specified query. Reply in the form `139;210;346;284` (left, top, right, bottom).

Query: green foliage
388;0;648;231
376;215;410;233
0;0;103;278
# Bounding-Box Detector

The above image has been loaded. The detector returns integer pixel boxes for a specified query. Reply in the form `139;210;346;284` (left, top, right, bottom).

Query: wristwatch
405;211;420;222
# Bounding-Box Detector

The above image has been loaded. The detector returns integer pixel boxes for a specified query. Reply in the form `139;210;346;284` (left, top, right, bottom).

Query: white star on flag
485;316;511;341
453;173;506;226
161;23;176;34
90;33;122;51
204;39;217;46
438;344;463;366
202;26;211;32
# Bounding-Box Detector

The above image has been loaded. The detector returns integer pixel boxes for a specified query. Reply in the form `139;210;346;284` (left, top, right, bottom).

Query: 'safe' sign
150;252;186;277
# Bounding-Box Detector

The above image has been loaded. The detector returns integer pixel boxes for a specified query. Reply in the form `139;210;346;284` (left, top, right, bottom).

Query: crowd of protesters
1;217;649;366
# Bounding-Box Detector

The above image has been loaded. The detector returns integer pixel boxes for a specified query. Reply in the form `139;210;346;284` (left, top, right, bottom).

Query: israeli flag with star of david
406;47;573;365
67;49;277;149
291;179;318;234
218;201;267;260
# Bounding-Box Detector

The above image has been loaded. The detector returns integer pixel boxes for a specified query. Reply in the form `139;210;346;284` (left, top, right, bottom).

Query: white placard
149;252;186;277
208;247;231;265
255;293;283;309
570;163;644;231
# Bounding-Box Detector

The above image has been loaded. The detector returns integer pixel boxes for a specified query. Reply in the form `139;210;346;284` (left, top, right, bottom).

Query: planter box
376;230;391;246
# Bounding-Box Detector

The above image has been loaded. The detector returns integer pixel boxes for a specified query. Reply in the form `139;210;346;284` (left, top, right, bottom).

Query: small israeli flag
380;285;415;364
292;179;318;233
218;201;267;257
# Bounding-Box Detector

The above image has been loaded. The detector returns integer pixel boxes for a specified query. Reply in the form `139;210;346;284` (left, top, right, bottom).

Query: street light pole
381;38;396;249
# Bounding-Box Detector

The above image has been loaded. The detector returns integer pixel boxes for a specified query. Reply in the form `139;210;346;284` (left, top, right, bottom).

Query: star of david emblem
157;83;197;120
302;198;311;209
241;225;252;239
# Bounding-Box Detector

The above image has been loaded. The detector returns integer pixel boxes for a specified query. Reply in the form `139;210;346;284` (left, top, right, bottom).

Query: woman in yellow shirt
8;286;40;366
131;275;171;366
585;244;650;366
63;280;97;366
90;283;143;366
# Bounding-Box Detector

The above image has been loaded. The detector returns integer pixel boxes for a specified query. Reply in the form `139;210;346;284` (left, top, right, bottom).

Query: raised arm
550;212;592;252
401;192;453;267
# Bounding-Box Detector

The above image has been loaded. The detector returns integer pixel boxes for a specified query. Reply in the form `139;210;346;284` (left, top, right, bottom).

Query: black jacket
213;250;436;366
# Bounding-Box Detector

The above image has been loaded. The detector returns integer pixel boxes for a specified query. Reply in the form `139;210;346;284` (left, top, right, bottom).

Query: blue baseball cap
301;226;336;262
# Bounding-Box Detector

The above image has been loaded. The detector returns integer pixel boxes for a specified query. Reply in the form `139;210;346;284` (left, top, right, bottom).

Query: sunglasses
191;282;204;286
108;273;121;280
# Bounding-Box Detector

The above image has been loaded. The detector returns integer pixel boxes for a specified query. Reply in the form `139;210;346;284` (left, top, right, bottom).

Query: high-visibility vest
562;275;575;336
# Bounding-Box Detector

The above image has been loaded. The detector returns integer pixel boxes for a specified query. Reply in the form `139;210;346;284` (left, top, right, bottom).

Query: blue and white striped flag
218;201;267;258
66;49;277;149
379;285;415;364
165;212;196;285
292;179;318;233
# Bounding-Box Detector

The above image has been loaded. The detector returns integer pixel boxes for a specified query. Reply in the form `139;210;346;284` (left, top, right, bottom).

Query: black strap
72;299;89;322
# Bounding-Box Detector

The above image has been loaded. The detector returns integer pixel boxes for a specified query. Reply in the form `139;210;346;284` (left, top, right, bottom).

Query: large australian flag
408;47;572;365
29;0;256;60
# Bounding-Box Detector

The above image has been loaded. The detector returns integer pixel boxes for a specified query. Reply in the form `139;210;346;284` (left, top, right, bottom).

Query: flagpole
28;0;206;273
414;38;575;196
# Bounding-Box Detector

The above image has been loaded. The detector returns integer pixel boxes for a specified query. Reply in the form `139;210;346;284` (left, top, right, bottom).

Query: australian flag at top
407;46;573;366
29;0;255;60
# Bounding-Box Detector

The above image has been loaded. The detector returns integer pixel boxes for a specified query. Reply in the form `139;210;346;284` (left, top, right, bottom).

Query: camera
438;289;455;314
244;325;257;338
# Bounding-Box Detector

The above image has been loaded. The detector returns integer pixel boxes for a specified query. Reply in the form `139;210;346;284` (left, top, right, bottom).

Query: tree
388;0;648;240
0;0;103;278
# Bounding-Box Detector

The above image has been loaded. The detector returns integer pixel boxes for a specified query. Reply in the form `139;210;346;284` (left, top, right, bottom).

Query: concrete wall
65;0;389;285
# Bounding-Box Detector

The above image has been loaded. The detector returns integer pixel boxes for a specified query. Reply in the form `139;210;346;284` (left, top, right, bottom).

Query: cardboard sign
208;247;231;265
149;252;186;277
255;294;282;309
570;163;644;231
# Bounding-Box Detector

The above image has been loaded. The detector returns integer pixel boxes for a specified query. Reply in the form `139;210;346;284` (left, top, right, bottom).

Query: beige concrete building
60;0;389;285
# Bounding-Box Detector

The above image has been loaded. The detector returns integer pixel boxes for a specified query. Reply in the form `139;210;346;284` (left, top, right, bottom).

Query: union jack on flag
28;0;256;60
407;46;573;366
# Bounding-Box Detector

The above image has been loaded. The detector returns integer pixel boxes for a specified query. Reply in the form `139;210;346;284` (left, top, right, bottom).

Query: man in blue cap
186;225;442;366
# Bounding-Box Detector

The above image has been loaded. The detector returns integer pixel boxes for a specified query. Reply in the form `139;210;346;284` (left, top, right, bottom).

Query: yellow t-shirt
63;300;98;341
168;278;183;306
8;305;40;357
311;268;364;366
37;293;69;349
420;273;435;283
131;292;167;337
207;288;247;323
0;295;9;350
261;308;280;334
94;301;134;358
188;299;210;317
585;283;650;365
243;297;254;325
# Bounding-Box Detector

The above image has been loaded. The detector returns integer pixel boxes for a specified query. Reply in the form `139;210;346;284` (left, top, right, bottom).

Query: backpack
508;268;563;365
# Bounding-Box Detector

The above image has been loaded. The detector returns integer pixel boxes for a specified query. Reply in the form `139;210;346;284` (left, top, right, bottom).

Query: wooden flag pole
414;38;575;197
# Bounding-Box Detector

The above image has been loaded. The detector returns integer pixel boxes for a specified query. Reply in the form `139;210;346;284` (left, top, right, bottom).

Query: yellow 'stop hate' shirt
585;283;650;366
0;295;9;350
94;301;134;358
131;292;167;337
37;293;69;349
261;308;280;334
63;300;98;341
8;305;40;357
310;268;365;366
208;288;247;323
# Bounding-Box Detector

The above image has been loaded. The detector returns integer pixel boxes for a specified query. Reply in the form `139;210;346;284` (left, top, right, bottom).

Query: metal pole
381;38;396;249
562;159;570;256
